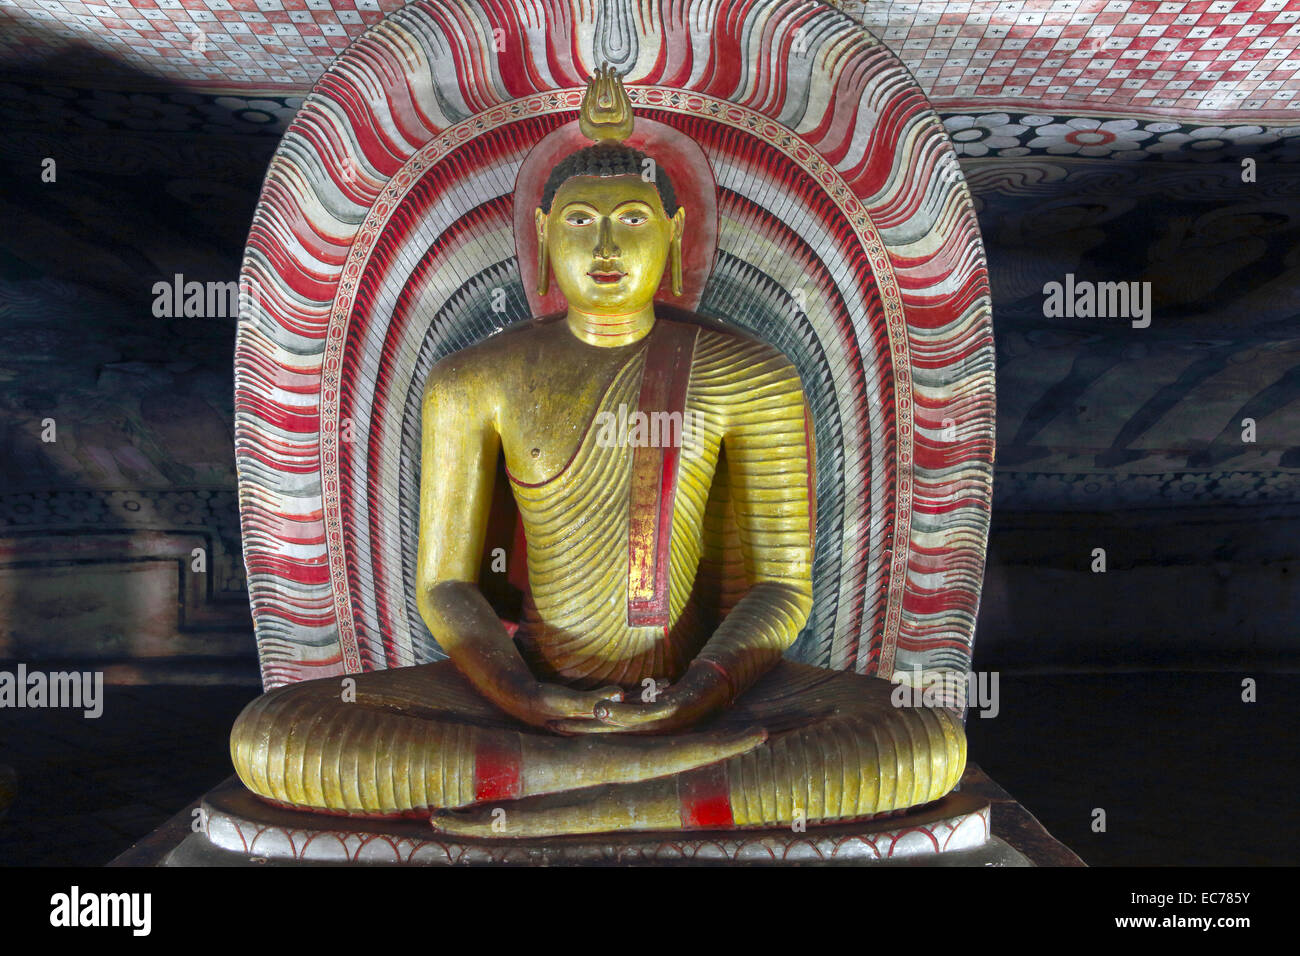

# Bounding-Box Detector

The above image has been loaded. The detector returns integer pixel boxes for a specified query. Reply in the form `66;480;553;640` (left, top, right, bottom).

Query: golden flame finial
578;64;635;143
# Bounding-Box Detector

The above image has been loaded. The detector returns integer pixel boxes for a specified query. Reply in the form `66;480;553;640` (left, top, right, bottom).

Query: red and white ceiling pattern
3;0;1300;123
853;0;1300;118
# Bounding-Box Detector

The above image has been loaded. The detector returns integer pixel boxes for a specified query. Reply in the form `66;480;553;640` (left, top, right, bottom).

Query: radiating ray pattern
235;0;994;689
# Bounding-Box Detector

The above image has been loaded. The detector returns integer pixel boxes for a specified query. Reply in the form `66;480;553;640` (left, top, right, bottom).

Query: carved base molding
177;778;1008;867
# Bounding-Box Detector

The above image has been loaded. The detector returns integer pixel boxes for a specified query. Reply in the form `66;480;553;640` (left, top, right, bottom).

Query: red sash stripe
627;322;699;628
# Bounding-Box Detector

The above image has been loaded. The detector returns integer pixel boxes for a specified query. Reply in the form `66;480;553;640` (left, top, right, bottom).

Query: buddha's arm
695;367;815;696
416;363;619;729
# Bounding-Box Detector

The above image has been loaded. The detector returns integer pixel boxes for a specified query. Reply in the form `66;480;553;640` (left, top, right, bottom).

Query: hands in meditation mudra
231;68;966;838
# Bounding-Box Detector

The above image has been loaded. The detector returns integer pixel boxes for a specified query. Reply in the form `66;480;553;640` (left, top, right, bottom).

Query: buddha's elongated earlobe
670;207;686;296
537;244;551;296
535;207;550;295
670;236;683;297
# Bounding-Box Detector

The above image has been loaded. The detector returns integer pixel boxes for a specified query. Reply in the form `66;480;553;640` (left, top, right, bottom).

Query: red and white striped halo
236;0;995;691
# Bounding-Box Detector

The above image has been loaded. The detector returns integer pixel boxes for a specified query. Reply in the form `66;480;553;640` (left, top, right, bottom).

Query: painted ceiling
2;0;1300;160
2;0;1300;119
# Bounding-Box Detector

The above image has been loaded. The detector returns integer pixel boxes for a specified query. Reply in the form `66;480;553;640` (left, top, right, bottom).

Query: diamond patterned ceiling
2;0;1300;123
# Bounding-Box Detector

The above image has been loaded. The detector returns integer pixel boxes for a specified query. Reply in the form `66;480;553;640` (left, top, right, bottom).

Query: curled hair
540;143;678;215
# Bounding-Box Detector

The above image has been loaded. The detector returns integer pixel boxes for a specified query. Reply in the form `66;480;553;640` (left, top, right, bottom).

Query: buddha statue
230;67;966;838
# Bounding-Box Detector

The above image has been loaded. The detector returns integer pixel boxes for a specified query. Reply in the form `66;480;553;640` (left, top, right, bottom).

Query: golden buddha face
536;175;686;313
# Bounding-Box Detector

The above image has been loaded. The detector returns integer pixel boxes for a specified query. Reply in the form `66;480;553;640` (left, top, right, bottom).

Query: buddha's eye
564;211;595;226
618;211;648;226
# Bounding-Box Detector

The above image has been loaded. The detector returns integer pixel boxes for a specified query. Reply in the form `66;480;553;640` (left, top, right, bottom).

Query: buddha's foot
431;778;682;838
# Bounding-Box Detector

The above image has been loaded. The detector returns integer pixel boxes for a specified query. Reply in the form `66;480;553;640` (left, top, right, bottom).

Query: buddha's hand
548;661;730;735
512;680;625;731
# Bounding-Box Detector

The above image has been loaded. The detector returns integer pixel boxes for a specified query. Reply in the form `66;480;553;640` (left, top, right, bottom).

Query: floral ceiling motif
4;80;1300;160
944;111;1299;156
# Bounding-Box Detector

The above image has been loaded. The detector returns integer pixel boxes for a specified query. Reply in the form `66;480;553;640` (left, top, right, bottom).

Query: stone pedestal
112;765;1081;867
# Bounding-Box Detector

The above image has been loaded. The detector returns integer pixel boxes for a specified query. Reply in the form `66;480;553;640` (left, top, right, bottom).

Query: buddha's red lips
587;270;625;284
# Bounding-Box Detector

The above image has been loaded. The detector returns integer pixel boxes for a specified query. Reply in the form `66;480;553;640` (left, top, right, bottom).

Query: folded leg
230;661;765;816
431;662;966;837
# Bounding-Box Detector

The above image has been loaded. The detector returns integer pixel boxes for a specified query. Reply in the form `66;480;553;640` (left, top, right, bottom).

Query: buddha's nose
593;217;620;259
